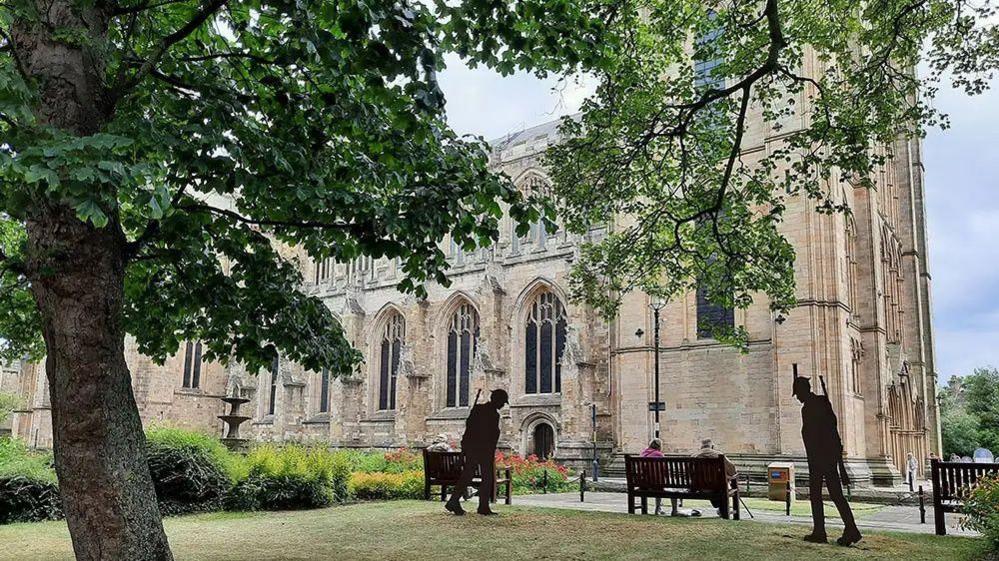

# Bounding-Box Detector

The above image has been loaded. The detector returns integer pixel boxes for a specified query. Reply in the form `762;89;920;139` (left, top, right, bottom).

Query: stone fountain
219;393;251;452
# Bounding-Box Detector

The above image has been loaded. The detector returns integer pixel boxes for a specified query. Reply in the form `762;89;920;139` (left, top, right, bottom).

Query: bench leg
733;491;740;521
424;480;431;501
720;496;730;520
934;507;947;536
506;479;512;505
641;496;648;515
441;485;447;502
628;492;635;514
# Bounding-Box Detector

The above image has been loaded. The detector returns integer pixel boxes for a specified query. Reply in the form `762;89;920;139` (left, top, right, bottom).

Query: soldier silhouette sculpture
793;364;862;546
445;388;508;516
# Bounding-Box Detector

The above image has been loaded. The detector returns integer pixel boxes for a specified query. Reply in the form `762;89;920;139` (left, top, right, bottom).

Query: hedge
0;439;61;523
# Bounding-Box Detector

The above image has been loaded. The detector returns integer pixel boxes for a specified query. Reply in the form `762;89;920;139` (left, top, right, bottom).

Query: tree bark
12;2;174;559
25;208;174;561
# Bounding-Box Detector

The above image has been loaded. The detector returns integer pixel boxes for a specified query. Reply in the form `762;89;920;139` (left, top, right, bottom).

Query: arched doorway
533;423;555;459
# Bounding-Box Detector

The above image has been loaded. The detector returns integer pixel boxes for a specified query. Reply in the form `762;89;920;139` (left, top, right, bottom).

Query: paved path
512;492;979;537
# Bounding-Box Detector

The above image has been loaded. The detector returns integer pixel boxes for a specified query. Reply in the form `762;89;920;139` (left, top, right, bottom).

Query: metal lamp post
637;295;668;439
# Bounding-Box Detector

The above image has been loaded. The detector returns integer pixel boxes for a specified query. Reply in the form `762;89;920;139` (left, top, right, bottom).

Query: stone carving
561;326;585;367
399;344;424;379
472;340;495;374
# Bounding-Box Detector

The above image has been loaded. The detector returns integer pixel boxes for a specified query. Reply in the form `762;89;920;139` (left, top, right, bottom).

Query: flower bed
495;452;574;494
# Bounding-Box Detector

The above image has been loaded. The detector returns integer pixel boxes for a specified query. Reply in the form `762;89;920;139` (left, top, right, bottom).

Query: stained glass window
378;314;405;410
525;291;567;394
446;304;479;407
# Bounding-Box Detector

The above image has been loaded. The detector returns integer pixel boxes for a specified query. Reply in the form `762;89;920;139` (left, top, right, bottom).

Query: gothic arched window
378;313;405;410
446;303;479;407
525;291;567;394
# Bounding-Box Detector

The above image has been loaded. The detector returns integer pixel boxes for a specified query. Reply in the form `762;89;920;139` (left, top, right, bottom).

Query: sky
437;55;999;382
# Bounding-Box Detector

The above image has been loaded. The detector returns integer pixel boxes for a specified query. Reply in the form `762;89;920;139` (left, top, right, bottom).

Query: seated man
426;433;454;452
693;438;737;514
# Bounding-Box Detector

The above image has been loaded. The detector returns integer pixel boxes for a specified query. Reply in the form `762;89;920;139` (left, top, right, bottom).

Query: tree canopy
3;0;995;364
545;0;998;342
0;0;618;374
941;367;999;457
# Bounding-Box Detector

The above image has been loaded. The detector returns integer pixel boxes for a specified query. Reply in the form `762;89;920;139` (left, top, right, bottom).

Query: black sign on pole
648;401;665;412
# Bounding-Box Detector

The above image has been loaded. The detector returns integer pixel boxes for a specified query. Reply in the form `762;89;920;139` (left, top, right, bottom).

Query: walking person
906;452;918;492
445;389;508;516
793;374;862;546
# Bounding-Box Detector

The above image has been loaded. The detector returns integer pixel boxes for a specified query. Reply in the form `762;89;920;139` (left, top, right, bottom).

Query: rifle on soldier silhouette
818;375;851;492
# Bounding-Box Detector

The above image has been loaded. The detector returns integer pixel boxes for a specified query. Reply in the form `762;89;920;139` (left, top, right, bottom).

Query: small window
319;368;330;414
314;257;332;284
182;341;202;389
268;356;279;415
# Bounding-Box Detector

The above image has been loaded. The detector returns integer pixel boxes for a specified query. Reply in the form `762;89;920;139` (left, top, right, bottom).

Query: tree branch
111;0;189;16
175;202;355;232
114;0;229;94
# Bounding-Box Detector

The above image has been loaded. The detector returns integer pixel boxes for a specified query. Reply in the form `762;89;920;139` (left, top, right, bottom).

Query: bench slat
931;459;999;535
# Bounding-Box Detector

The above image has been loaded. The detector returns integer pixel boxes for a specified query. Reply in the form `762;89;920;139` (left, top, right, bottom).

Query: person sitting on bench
693;438;738;516
640;438;667;515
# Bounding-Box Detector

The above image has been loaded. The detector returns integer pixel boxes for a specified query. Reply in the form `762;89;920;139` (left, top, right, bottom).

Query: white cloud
439;55;595;139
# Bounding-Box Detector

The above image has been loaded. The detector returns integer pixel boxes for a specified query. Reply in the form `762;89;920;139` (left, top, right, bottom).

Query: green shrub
0;438;61;523
228;445;350;511
349;470;424;500
962;474;999;556
333;448;423;474
145;427;241;515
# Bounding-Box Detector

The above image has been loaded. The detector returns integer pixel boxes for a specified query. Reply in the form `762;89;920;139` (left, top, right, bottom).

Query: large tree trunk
25;209;173;561
13;1;175;559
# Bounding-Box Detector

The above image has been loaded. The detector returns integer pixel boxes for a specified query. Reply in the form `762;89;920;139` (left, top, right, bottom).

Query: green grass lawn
0;501;985;561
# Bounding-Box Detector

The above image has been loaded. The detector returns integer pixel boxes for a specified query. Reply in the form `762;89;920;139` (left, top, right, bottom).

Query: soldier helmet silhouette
490;389;509;408
792;375;812;401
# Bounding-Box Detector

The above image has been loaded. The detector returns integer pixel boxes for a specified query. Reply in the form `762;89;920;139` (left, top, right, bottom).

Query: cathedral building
7;85;940;485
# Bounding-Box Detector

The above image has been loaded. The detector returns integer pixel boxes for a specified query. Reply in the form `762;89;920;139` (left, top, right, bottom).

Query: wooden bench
625;454;740;520
422;449;512;505
930;458;999;535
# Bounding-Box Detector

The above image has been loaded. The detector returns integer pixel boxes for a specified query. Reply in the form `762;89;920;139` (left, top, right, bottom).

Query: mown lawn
0;501;986;561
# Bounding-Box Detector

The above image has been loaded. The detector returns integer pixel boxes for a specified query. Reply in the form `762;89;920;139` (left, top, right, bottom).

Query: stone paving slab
511;492;979;537
590;478;934;505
